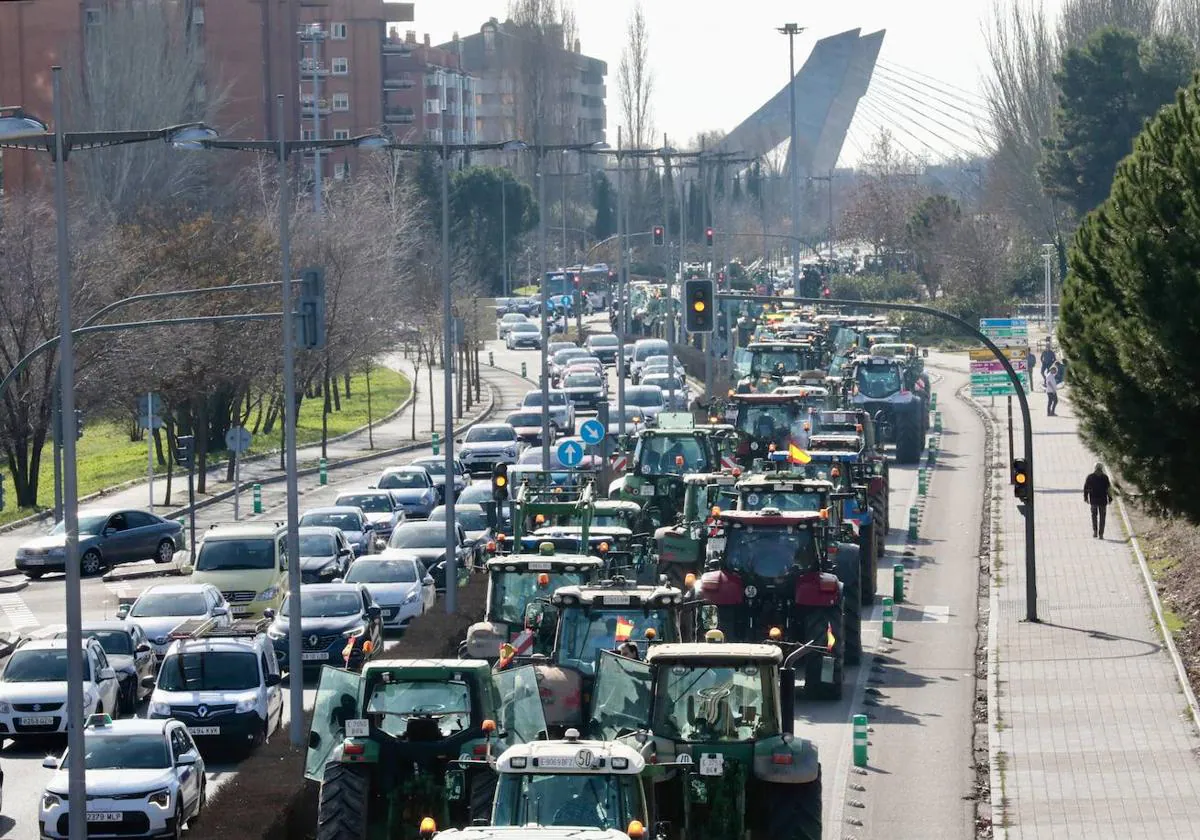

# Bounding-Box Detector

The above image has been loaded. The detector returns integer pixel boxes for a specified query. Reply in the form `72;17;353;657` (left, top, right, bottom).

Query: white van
630;338;670;382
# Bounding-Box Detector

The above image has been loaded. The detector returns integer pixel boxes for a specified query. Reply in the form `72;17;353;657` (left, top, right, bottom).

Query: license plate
302;651;330;661
345;718;369;737
603;594;631;605
699;753;724;777
86;812;122;823
188;726;220;736
21;556;44;566
232;608;251;617
639;485;655;496
19;716;53;726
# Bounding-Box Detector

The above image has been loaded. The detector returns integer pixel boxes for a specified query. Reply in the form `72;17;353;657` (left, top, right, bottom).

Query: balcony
299;59;328;76
424;98;442;114
300;98;332;115
383;40;414;55
383;75;416;90
384;107;415;124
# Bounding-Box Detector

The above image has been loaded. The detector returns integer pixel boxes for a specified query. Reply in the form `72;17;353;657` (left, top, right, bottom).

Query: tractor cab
529;526;645;578
841;356;929;464
611;424;733;529
725;393;812;467
655;472;741;587
733;340;826;394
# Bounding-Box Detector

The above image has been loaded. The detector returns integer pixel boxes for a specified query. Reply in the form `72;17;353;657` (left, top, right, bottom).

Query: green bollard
432;432;440;456
252;484;262;514
521;362;527;379
488;350;495;367
918;467;928;496
934;411;943;433
894;563;905;603
882;596;895;640
853;714;869;768
908;506;919;541
931;392;938;410
319;458;328;486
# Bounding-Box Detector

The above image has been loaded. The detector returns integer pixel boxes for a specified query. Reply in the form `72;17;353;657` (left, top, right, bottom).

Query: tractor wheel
756;770;822;840
894;413;922;464
858;524;878;606
803;606;844;701
835;545;863;666
316;763;370;840
467;769;497;825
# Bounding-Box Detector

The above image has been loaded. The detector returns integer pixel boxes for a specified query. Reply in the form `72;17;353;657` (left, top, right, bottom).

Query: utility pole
538;152;551;471
440;116;458;612
1041;243;1055;332
778;23;805;296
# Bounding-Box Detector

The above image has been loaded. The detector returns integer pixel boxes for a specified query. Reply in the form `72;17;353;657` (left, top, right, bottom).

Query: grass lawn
0;366;410;526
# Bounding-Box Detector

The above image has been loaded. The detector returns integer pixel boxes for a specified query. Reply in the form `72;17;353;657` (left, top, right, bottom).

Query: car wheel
80;549;104;577
171;804;184;840
192;778;207;824
24;571;43;580
154;539;175;564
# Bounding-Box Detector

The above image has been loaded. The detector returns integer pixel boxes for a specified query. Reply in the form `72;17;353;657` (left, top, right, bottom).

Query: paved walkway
936;350;1200;838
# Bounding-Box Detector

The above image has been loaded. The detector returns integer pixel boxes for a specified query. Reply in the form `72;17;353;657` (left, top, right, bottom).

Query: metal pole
187;460;196;563
441;125;458;614
52;382;62;523
233;449;240;521
146;394;154;508
278;94;305;747
827;170;834;265
52;65;87;840
786;27;801;295
538;151;551;470
662;136;671;347
701;144;713;398
310;28;324;217
1007;395;1015;484
615;129;627;436
501;180;508;297
669;148;680;410
1042;245;1053;332
366;367;374;449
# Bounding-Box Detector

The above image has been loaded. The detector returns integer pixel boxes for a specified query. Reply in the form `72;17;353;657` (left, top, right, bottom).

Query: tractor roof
552;580;682;608
592;500;643;514
485;555;603;572
495;738;645;775
646;641;783;664
728;393;810;404
681;472;739;487
363;659;491;679
718;509;827;527
430;828;634;840
737;474;833;492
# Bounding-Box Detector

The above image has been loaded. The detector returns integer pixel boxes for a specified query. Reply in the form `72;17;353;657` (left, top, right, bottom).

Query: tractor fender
698;570;745;606
531;664;584;729
868;475;885;498
833;543;862;591
608;475;628;498
794;571;840;607
464;621;508;660
753;734;821;784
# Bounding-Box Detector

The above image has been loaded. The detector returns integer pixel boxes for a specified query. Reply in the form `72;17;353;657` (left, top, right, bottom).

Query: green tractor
588;638;821;840
308;659;547;840
655;472;740;589
731;340;827;394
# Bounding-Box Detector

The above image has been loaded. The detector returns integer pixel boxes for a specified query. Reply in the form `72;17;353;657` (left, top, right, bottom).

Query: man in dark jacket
1083;463;1112;539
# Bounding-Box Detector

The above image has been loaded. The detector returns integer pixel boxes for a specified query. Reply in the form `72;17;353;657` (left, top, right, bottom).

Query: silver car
343;553;436;630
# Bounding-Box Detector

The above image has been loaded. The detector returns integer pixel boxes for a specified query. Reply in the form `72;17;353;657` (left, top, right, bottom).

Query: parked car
16;508;184;579
267;584;383;673
584;333;620;365
409;456;468;503
55;621;156;715
0;638;119;738
374;466;439;518
118;583;232;658
343;554;436;631
505;410;556;448
506;322;541;350
520;389;576;435
298;506;376;558
297;526;356;583
457;423;521;476
386;521;476;590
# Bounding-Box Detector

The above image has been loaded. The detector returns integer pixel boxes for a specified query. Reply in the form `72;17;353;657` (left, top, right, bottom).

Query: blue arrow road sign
557;439;585;468
579;418;606;446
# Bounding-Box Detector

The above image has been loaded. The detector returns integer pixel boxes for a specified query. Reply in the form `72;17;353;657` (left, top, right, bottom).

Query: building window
331;22;347;40
301;129;315;141
334;161;350;180
333;129;350;141
331;57;349;75
85;8;102;25
332;93;349;111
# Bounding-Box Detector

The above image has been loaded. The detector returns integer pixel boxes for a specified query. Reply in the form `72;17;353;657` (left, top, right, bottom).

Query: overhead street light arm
0;122;217;159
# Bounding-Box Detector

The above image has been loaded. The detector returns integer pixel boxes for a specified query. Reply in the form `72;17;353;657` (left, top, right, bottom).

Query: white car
497;313;530;340
0;638;120;739
117;583;232;658
40;715;206;839
506;322;541;350
343;553;436;630
457;423;522;476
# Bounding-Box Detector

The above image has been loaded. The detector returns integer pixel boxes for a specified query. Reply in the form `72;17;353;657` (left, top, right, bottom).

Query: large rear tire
803;606;844;701
316;763;370;840
858;524;878;606
835;545;863;666
755;769;822;840
894;413;922;464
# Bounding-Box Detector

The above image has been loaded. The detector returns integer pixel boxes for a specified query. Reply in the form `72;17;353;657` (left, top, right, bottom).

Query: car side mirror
262;608;277;621
99;667;116;682
423;576;434;586
340;548;354;558
136;642;151;654
141;675;158;690
366;605;382;619
332;577;344;584
175;750;200;766
115;605;131;620
42;755;59;770
212;606;229;618
265;673;282;687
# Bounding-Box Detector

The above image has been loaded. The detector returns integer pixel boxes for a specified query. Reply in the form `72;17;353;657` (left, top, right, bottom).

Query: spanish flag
788;443;812;465
826;623;836;651
615;617;634;642
342;634;357;666
497;642;517;670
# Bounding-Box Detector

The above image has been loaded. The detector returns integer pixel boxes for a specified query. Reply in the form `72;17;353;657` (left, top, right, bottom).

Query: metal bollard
252;484;262;514
930;393;937;411
319;458;328;486
488;350;495;367
934;411;943;433
918;467;928;496
432;432;440;456
894;563;905;603
521;362;527;379
908;506;919;541
853;714;869;768
882;596;894;640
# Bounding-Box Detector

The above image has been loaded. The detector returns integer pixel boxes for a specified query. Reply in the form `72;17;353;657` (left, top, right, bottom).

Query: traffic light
822;286;831;298
174;435;195;469
298;266;326;350
653;225;665;246
1012;458;1029;502
684;278;715;333
491;463;509;502
569;272;580;287
705;227;714;247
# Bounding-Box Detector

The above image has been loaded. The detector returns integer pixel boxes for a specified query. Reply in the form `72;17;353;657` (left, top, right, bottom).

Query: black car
410;457;468;504
386;521;475;591
584;333;620;365
59;621;156;715
268;584;383;672
561;370;607;411
16;508;184;578
297;526;356;583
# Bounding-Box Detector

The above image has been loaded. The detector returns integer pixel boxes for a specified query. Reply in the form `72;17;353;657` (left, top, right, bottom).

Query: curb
1116;496;1200;730
0;577;28;593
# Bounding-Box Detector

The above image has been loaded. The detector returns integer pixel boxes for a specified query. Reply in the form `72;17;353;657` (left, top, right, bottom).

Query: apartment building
380;29;476;145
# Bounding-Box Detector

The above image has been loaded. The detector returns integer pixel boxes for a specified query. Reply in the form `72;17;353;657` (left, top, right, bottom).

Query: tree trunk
331;372;342;412
343;371;351;399
427;344;436;433
411;355;421;441
456;344;464;419
322;369;332;459
475;343;482;403
195;397;210;495
163;422;175;507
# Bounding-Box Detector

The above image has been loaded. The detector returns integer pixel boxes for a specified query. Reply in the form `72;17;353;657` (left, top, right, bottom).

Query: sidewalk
946;349;1200;838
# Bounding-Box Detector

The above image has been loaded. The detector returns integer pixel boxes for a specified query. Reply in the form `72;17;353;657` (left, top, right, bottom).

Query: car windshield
467;426;515;443
749;348;814;376
345;558;419;584
60;734;172;770
3;648;76;682
431;506;489;532
82;630;133;656
635;435;710;475
554;350;588;365
379;471;427;489
512;323;539;333
653;662;776;742
723;525;817;580
390;525;446;549
51;514;110;536
336;494;394;513
635;342;668;361
855;365;903;398
299;534;338;556
491;570;589;624
131;592;208;618
565;373;603;388
644;376;684;390
300;512;363;532
414;460;446;476
739;489;824;513
557;608;668;676
506;412;542;427
368;680;471;739
493;772;632;829
626;389;663;408
157;651;260;692
523;392;567;407
282;590;361;618
195;538;276;571
589;335;618;347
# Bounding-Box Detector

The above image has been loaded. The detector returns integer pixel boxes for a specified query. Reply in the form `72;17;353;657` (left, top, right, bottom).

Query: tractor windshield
492;771;639;829
557;609;669;676
735;404;803;442
653;661;778;742
634;435;711;475
492;570;590;625
367;679;471;738
855;365;902;399
740;489;824;513
723;525;818;580
749;349;812;376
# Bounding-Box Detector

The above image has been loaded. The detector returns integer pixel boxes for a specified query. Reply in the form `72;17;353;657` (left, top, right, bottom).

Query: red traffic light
822;287;831;298
705;227;714;246
653;225;665;246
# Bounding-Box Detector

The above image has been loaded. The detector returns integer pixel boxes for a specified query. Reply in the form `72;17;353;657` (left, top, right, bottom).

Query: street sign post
140;393;163;509
225;426;253;520
579;418;605;446
972;319;1031;398
557;439;585;468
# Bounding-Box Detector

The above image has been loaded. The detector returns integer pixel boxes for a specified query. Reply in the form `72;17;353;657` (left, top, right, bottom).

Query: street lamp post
0;69;216;840
778;23;805;296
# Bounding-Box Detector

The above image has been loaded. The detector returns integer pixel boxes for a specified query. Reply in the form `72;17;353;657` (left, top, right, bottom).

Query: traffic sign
141;414;164;430
558;294;573;308
225;426;252;453
138;393;162;416
556;439;585;468
579;418;606;446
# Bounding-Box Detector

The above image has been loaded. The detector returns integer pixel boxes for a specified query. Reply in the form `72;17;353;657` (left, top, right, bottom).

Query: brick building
379;29;476;145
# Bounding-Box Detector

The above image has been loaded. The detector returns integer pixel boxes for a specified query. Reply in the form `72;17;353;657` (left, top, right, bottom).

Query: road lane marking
0;593;39;631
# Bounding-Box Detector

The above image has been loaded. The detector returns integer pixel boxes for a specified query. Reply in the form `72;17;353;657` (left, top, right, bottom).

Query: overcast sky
408;0;1068;165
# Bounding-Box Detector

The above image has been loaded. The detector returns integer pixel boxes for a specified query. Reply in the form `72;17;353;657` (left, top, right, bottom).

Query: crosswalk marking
0;593;39;631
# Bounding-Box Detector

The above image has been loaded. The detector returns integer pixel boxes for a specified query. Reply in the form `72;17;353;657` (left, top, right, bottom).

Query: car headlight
256;586;279;601
235;697;258;714
319;564;340;577
149;701;171;716
267;624;287;640
42;792;62;811
459;449;472;458
343;625;367;639
403;590;419;604
0;701;10;714
506;447;517;457
154;636;169;645
147;788;172;809
47;546;65;556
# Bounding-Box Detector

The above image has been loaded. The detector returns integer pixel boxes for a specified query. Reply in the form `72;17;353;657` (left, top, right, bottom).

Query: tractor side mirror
779;667;796;726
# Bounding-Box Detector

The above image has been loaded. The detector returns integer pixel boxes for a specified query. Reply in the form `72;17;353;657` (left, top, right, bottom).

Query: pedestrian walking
1044;365;1059;416
1083;463;1113;538
1026;349;1037;390
1040;340;1057;383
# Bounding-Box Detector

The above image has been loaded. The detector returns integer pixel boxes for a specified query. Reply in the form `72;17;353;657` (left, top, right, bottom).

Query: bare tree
619;3;655;151
1058;0;1160;47
840;130;926;260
